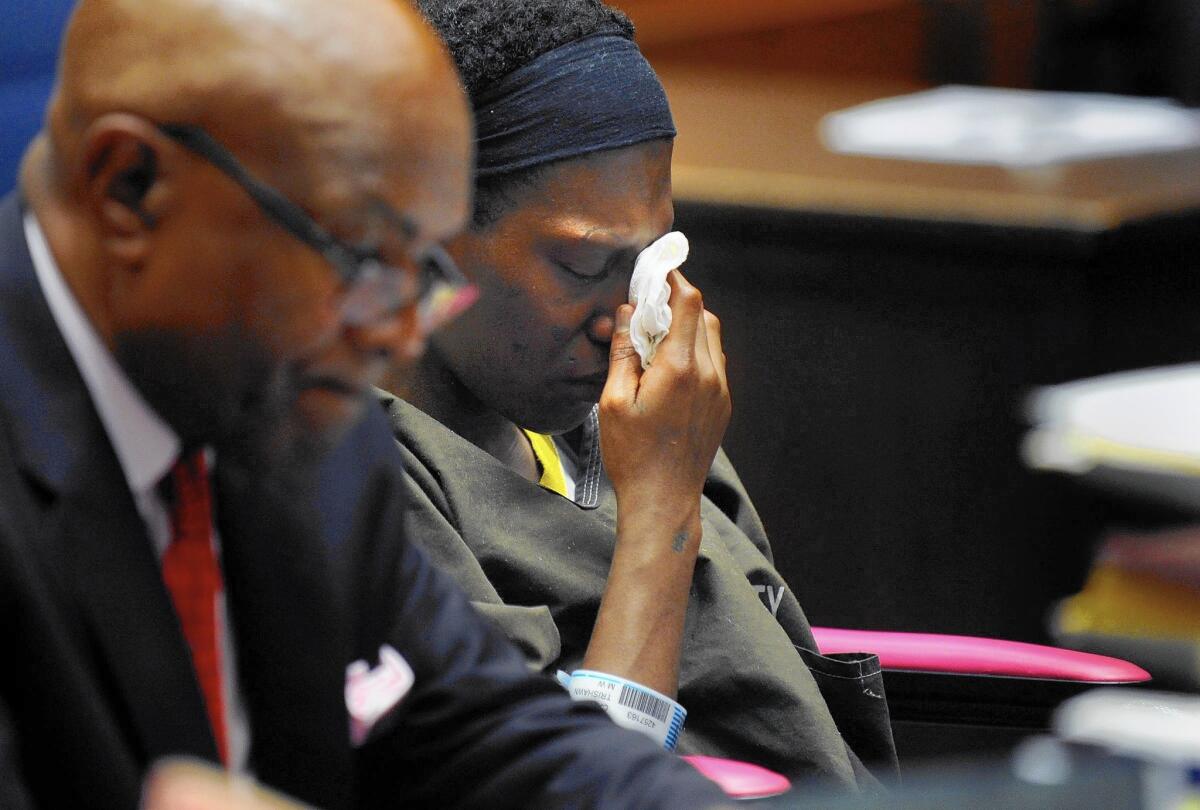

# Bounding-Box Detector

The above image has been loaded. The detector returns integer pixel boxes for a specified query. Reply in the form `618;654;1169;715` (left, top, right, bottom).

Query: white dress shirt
24;212;250;771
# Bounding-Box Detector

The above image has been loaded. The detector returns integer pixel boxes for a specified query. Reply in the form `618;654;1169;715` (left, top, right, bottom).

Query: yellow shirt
523;430;570;498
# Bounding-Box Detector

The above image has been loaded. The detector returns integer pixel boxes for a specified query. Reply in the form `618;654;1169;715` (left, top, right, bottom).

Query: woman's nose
587;312;616;343
587;269;633;343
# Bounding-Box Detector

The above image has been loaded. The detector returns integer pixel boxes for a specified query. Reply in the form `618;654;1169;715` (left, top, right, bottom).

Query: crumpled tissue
628;231;689;369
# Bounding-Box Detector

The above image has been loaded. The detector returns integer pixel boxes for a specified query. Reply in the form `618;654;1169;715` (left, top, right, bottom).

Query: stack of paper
821;86;1200;168
1055;688;1200;807
1023;364;1200;514
1024;365;1200;688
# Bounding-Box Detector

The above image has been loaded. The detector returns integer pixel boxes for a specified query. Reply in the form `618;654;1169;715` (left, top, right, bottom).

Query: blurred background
5;0;1197;699
601;0;1200;649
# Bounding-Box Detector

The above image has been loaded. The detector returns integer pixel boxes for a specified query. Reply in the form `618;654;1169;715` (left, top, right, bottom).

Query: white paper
628;231;689;369
1056;688;1200;763
1023;363;1200;474
821;86;1200;168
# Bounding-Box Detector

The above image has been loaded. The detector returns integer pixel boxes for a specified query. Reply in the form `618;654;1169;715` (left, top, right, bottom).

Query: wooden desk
661;67;1200;642
665;67;1200;229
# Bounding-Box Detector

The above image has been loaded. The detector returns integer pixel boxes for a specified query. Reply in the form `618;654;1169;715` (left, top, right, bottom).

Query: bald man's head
21;0;473;463
46;0;467;212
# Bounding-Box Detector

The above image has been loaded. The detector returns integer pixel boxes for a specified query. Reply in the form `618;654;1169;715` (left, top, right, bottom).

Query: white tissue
628;231;689;369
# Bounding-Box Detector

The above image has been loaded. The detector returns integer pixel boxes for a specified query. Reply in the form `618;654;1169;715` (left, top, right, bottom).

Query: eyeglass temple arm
157;123;354;266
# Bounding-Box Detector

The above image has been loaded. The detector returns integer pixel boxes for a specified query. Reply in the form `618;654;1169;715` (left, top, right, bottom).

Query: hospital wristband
563;669;686;751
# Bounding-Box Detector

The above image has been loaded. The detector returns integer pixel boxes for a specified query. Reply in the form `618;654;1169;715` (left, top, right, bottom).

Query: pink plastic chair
680;754;791;800
810;626;1150;758
810;627;1150;682
677;630;1150;796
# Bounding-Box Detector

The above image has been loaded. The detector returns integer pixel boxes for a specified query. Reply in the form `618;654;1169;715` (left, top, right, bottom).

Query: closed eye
554;259;610;281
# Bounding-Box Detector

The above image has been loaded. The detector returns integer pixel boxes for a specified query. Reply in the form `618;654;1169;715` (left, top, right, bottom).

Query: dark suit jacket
0;192;727;809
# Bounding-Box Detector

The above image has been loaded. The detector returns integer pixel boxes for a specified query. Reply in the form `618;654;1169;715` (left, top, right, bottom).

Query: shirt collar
24;212;180;497
557;405;604;509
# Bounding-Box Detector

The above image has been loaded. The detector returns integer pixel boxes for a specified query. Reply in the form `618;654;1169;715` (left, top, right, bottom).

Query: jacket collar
0;192;100;494
23;209;179;499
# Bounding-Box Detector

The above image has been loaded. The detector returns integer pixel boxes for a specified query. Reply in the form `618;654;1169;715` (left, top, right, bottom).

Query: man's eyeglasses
158;123;469;327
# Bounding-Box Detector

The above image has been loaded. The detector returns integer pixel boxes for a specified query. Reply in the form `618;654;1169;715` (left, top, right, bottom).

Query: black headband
473;35;676;178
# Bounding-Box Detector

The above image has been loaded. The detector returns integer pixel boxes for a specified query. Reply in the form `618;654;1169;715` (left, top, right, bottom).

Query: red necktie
161;451;228;765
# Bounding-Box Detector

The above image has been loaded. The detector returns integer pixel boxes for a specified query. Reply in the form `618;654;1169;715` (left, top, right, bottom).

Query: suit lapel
0;193;217;765
0;426;145;807
218;462;352;809
48;440;219;763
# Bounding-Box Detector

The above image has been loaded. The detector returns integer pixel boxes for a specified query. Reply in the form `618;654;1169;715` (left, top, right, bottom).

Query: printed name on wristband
566;670;686;750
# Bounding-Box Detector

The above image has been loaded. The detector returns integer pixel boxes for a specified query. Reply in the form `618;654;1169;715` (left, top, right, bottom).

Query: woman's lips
562;370;608;386
557;370;608;400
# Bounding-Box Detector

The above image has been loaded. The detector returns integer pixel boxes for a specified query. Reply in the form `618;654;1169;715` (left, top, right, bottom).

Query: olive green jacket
379;391;894;789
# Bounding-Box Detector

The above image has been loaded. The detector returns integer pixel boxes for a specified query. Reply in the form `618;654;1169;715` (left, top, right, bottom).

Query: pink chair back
811;627;1150;681
680;754;791;799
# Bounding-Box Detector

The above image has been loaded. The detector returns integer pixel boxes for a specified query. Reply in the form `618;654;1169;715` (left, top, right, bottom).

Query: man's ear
108;143;157;228
77;115;173;263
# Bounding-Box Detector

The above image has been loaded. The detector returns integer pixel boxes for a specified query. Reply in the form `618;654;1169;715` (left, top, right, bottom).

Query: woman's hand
581;271;730;698
599;270;731;511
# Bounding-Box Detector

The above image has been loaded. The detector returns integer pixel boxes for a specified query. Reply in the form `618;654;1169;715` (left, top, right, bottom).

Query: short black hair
416;0;635;98
415;0;637;226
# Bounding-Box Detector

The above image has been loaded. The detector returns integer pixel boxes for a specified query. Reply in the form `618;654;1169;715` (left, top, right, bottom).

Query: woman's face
430;139;674;434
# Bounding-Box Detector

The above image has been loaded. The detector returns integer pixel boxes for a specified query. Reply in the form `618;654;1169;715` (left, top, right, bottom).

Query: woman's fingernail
615;304;632;332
